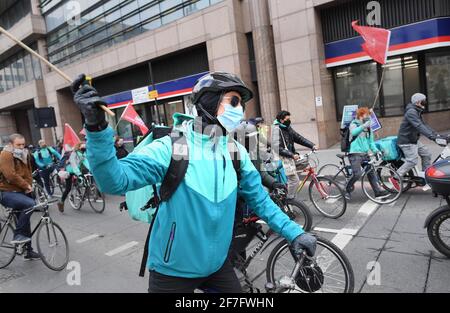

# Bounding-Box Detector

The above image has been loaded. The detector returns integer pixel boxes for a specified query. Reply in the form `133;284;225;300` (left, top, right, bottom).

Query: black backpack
121;126;242;277
340;123;357;153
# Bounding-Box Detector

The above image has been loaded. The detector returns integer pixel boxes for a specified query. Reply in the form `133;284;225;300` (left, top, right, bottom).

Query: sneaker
374;190;390;198
344;192;352;201
24;250;41;261
389;177;401;192
57;201;64;213
11;234;31;245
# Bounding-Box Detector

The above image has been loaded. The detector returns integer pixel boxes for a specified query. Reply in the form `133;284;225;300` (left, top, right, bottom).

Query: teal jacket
33;147;61;169
66;151;90;176
86;115;304;278
349;119;380;154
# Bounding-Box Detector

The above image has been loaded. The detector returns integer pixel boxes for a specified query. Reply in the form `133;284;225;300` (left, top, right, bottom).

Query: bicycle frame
295;162;330;198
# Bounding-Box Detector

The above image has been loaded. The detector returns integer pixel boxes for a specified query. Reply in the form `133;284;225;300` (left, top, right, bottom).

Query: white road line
314;227;359;236
76;234;100;244
330;233;354;251
105;241;139;256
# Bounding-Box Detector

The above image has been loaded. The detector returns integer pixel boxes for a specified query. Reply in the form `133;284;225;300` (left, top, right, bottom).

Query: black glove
71;74;108;132
290;233;317;259
272;182;287;192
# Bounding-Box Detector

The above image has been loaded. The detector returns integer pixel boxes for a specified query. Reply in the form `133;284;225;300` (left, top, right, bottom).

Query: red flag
120;102;149;135
63;123;80;152
352;21;391;65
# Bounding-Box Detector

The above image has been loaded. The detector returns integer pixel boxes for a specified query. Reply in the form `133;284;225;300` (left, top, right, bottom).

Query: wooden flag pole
0;26;115;117
372;66;387;111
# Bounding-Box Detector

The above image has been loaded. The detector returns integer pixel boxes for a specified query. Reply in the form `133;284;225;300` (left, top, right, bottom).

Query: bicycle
270;188;313;231
0;200;69;271
293;151;347;219
229;211;354;293
69;173;105;213
318;153;403;205
32;170;48;203
49;168;65;195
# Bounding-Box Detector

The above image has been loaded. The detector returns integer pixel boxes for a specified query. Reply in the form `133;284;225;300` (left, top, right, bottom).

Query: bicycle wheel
33;183;47;204
0;221;16;269
308;176;347;219
427;208;450;258
266;237;354;293
68;184;83;210
361;165;403;205
281;199;313;232
87;183;105;213
36;220;69;271
317;164;348;189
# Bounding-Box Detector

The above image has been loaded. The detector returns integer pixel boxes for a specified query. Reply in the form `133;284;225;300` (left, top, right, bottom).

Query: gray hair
411;93;426;104
9;133;24;144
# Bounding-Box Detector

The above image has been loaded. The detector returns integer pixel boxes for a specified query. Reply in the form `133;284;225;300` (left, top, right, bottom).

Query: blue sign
370;112;382;132
341;105;358;128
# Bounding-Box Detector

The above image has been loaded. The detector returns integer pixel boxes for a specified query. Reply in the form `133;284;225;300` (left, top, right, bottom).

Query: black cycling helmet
192;72;253;106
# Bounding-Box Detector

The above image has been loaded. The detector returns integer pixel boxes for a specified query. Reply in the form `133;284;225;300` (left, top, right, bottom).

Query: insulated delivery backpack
120;114;241;277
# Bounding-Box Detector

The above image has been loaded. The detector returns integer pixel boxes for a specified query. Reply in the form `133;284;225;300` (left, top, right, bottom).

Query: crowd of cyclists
0;70;446;293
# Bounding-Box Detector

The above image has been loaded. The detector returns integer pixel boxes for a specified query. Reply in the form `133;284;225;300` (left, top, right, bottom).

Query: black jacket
397;104;438;145
272;122;315;159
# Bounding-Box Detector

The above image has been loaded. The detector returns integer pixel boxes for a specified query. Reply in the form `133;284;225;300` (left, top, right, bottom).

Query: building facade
0;0;449;149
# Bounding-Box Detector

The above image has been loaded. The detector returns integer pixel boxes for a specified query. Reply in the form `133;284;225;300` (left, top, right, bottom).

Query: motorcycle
424;158;450;258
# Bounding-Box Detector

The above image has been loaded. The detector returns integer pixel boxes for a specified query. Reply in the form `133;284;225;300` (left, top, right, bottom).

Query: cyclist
396;93;442;182
0;134;40;260
72;72;317;293
57;142;90;213
272;111;317;198
33;139;62;198
344;107;389;200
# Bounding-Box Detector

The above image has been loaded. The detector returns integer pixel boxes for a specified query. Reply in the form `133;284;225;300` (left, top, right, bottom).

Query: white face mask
217;104;244;133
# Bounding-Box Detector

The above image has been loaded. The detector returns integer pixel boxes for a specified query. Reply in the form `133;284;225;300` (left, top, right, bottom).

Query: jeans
0;191;35;239
345;154;383;194
61;174;75;203
397;142;432;177
39;166;54;196
148;258;242;293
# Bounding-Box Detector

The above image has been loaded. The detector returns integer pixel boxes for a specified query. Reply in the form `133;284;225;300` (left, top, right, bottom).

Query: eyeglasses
222;96;243;108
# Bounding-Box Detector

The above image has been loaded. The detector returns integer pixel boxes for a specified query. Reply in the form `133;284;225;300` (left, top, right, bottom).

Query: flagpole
372;66;387;110
114;102;130;132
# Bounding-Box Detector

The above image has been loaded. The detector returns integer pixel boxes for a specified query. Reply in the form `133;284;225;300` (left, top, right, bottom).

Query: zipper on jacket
213;144;218;203
163;222;176;263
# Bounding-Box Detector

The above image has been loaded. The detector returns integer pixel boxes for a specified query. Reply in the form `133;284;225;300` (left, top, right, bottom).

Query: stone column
248;0;281;122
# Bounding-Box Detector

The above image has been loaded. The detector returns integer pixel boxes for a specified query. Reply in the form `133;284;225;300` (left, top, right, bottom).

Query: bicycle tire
36;221;69;271
68;184;83;210
284;199;313;232
33;183;47;203
317;164;348;188
427;209;450;258
361;166;403;205
0;221;16;269
87;184;105;214
266;237;354;293
308;176;347;219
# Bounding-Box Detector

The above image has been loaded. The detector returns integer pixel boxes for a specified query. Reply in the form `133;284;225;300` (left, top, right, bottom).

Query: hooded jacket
0;145;32;192
397;104;438;145
86;114;304;278
272;120;315;159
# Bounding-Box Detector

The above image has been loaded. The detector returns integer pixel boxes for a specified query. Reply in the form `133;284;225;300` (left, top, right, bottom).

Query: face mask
13;148;26;160
217;104;244;133
283;120;291;127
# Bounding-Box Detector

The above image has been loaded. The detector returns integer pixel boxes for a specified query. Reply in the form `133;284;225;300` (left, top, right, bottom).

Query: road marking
76;234;100;244
314;227;358;236
105;241;139;256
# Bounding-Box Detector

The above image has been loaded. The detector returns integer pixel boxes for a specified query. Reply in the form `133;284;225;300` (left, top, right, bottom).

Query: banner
63;123;81;152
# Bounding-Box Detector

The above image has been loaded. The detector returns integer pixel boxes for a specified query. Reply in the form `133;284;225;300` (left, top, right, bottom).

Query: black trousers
148;258;242;293
61;174;75;202
346;154;382;193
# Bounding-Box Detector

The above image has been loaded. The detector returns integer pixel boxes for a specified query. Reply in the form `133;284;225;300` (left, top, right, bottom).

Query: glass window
140;4;160;21
4;63;14;89
142;18;161;32
15;55;26;83
32;54;42;80
402;55;420;107
24;54;34;82
0;67;5;93
184;0;209;15
105;7;122;23
382;57;404;116
162;8;184;25
160;0;182;12
426;51;450;112
334;62;380;120
103;0;121;13
120;0;139;17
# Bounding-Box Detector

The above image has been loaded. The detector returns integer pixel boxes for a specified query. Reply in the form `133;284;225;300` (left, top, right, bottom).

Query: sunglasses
222;96;243;108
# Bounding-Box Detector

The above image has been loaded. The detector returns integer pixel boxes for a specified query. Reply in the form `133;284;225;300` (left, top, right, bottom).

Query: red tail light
426;166;446;178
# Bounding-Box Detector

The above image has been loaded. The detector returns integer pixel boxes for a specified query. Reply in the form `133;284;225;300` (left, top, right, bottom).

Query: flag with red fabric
351;21;391;65
63;123;81;153
120;102;149;135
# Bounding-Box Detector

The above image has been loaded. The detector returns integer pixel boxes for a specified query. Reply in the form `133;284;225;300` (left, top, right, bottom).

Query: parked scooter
424;159;450;258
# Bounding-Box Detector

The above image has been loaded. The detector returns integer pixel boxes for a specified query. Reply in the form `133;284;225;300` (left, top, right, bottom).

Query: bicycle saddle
336;154;347;160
